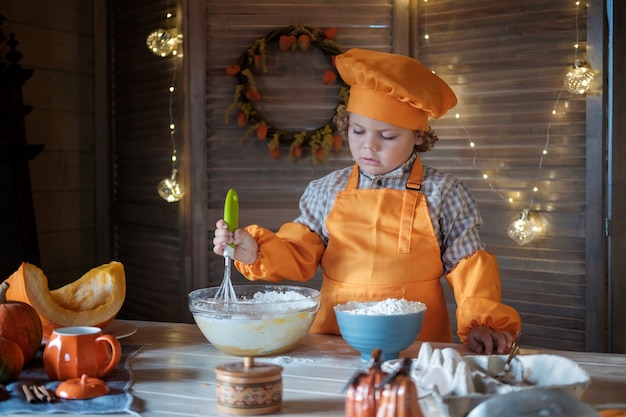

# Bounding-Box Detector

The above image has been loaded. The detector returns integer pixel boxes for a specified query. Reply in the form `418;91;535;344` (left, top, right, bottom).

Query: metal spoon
494;331;522;383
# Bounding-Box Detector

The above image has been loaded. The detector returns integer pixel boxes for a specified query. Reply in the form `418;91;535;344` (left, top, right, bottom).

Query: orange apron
238;160;522;343
310;159;453;342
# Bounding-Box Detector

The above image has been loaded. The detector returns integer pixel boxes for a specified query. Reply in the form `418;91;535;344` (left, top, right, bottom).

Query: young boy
213;48;521;354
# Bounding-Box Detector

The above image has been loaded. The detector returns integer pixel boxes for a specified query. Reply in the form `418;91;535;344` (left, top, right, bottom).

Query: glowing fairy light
564;1;597;94
149;3;185;203
419;0;593;245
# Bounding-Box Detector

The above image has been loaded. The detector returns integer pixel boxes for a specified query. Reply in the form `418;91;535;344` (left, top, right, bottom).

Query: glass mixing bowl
188;284;321;356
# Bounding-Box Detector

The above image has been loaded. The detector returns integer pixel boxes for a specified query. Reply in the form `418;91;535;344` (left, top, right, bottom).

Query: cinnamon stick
37;385;56;402
21;385;37;403
30;385;46;402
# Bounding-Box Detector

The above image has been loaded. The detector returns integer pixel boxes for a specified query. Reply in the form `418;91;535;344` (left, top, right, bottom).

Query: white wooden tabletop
20;320;626;416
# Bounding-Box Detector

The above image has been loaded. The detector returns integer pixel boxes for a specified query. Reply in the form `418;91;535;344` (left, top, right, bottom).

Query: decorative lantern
146;28;178;57
157;168;184;203
564;60;597;95
507;209;542;246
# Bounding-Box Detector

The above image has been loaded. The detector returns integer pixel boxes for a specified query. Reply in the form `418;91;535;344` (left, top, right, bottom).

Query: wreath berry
224;25;349;163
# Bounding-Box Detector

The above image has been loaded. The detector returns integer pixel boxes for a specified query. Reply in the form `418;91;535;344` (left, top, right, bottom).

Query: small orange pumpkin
0;335;24;384
4;262;126;340
0;281;43;363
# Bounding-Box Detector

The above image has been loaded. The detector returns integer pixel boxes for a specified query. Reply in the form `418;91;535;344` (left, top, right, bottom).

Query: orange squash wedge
4;262;126;339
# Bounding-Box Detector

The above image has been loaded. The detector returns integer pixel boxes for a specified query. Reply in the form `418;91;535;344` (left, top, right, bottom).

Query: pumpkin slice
4;262;126;339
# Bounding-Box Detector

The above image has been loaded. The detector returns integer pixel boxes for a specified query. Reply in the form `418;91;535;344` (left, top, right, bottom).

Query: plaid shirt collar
359;151;418;182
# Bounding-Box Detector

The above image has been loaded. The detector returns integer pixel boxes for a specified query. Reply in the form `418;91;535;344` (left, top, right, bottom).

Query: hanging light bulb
149;4;183;202
507;209;542;246
157;169;184;202
564;60;597;95
146;28;178;57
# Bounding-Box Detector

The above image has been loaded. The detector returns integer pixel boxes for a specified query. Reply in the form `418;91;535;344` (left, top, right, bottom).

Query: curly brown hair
332;105;439;152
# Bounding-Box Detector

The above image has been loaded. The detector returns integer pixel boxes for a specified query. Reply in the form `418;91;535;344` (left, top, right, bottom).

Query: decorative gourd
0;281;43;362
4;262;126;339
0;335;24;384
375;358;423;417
345;349;388;417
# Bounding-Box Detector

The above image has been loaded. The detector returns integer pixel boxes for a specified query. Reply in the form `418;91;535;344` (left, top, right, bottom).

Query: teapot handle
96;334;122;378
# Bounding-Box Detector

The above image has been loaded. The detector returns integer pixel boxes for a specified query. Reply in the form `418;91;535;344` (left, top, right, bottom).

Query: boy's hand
213;219;259;264
466;326;514;355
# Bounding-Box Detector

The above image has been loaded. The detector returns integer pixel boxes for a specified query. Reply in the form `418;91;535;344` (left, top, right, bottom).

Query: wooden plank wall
109;0;189;322
584;0;607;353
1;0;100;288
609;0;626;353
415;0;596;350
204;0;398;290
203;0;601;351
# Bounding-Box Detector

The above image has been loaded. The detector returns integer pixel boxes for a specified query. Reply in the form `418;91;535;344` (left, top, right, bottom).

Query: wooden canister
215;357;283;415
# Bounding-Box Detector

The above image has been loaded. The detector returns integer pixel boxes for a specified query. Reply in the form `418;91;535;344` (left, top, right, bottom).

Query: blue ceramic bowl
334;301;425;361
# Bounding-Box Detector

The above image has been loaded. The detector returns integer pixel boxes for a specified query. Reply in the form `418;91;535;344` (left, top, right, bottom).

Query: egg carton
382;343;590;417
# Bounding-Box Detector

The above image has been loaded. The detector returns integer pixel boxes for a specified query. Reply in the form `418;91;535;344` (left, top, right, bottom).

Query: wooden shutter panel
416;0;593;350
110;0;186;322
205;0;397;288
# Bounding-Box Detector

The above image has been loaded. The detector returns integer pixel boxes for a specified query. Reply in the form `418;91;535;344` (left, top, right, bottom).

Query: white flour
340;298;426;315
246;290;308;303
268;356;324;367
202;290;317;314
235;290;317;314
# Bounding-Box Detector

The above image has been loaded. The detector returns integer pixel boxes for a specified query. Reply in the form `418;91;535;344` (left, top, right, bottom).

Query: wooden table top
21;320;626;416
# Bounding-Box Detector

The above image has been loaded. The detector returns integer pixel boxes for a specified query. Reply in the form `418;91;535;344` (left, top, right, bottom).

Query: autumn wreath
224;24;349;163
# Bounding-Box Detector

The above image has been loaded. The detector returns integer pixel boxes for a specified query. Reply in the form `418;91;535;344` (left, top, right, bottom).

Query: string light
421;4;512;206
156;74;184;202
564;1;597;94
148;4;184;203
420;0;590;245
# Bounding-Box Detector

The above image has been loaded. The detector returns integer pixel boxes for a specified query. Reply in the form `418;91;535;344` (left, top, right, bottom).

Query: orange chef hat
334;48;457;131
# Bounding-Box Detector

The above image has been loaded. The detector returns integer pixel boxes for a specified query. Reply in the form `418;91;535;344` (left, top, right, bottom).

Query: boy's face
347;112;423;176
